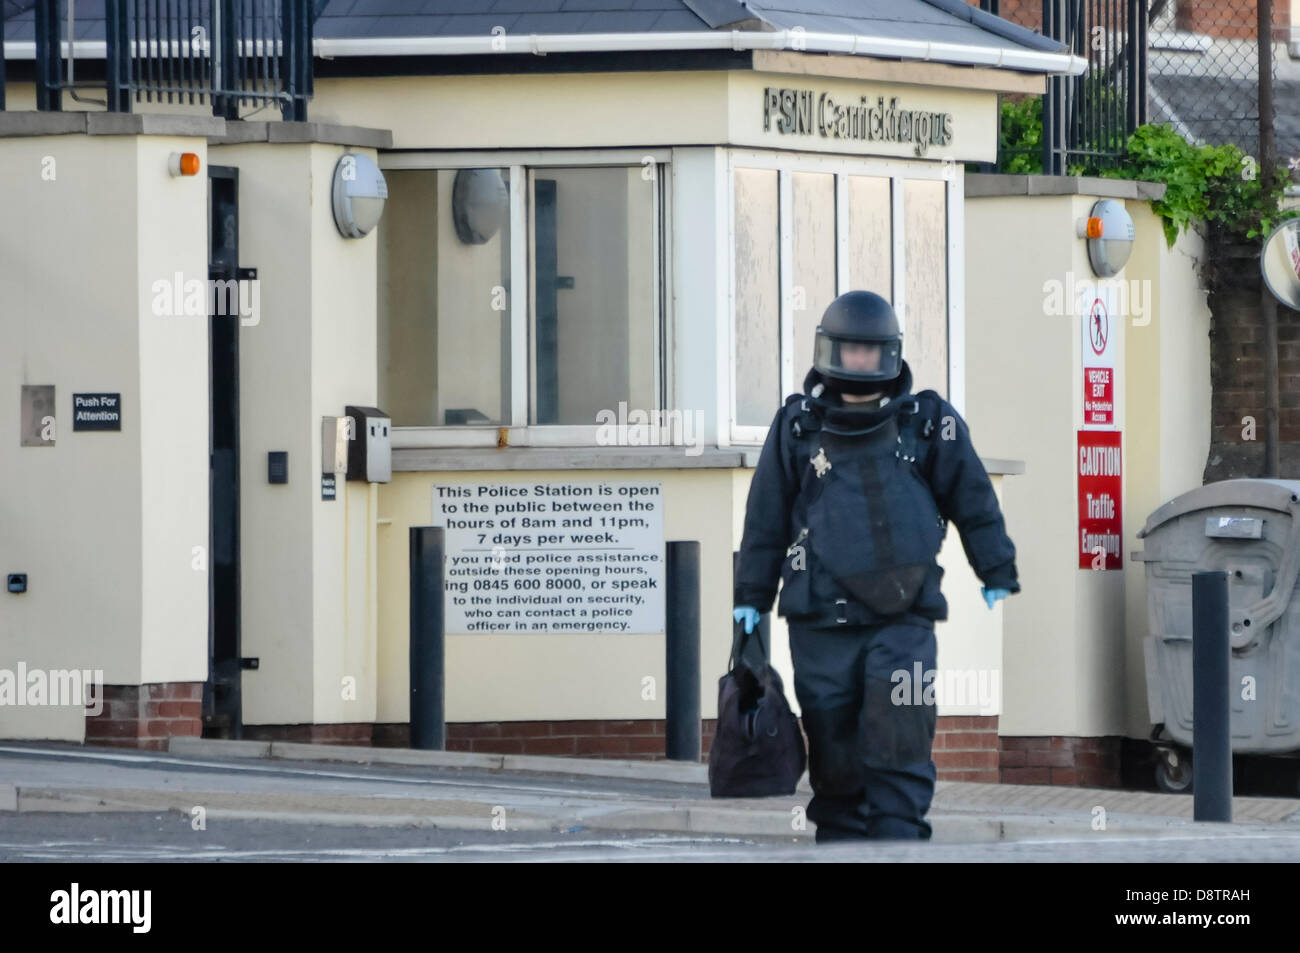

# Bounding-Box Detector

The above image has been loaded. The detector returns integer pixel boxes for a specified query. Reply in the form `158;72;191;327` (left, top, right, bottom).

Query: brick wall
1205;251;1300;481
970;0;1291;39
977;0;1041;32
262;716;1001;780
241;723;374;746
933;716;1000;782
1174;0;1291;40
102;710;1124;787
1000;735;1123;786
84;682;203;751
317;719;713;758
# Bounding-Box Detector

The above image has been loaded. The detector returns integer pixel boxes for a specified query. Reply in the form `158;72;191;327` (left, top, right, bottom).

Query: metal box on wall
345;406;391;483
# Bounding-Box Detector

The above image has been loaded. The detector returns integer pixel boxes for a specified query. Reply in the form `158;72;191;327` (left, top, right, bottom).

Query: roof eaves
680;0;771;31
916;0;1068;54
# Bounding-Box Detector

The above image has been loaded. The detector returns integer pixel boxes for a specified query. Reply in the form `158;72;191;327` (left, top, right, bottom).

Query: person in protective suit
732;290;1020;842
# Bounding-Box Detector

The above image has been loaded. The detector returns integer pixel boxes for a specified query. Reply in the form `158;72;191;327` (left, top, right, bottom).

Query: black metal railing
0;1;7;111
982;0;1149;174
20;0;312;120
1042;0;1148;173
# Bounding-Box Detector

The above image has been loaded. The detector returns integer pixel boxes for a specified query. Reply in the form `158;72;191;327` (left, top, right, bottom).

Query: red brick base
98;706;1124;786
84;682;203;751
933;716;1000;782
241;723;374;746
255;716;1004;781
1000;735;1123;787
90;710;1125;786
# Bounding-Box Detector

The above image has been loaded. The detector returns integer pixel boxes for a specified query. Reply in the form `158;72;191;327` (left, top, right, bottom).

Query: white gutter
3;40;99;58
3;29;1089;76
312;30;1088;76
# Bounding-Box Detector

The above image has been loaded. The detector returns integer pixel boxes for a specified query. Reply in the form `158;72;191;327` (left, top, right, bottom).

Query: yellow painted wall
206;141;380;727
376;469;736;722
0;133;209;739
375;466;1007;721
310;70;996;161
965;189;1211;738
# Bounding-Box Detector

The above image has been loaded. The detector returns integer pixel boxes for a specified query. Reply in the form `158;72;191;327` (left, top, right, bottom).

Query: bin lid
1136;478;1300;539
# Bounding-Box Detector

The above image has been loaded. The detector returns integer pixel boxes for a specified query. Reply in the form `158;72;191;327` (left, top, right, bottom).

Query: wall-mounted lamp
451;168;509;245
168;152;201;177
332;153;388;239
1076;199;1135;277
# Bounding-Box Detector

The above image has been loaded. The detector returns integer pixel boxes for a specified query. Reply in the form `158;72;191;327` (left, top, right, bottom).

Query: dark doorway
206;165;243;738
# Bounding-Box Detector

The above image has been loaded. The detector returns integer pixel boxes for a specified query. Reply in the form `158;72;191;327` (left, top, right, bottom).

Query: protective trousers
789;618;938;842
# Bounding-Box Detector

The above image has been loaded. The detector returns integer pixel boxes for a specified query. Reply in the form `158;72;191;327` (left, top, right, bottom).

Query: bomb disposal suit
733;291;1020;841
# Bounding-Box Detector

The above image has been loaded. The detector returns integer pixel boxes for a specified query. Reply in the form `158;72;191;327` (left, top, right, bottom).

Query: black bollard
410;526;446;750
665;541;701;761
1192;570;1232;821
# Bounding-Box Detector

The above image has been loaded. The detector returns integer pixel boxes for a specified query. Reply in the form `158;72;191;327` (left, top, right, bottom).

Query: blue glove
981;586;1012;609
733;606;760;634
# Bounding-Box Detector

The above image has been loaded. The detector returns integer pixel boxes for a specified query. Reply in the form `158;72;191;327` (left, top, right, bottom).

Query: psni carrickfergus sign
1078;430;1122;570
763;87;954;156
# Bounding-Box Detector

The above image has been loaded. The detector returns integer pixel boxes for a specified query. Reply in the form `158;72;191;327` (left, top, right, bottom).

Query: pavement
0;737;1297;854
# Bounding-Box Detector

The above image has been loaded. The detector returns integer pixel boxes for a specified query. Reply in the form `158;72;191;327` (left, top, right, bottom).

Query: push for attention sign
72;393;122;432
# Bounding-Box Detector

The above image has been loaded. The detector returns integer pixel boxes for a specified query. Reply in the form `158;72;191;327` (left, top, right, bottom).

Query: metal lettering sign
762;88;955;157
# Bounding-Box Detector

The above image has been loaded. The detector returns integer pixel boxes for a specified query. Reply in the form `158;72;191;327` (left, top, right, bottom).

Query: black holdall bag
708;617;807;798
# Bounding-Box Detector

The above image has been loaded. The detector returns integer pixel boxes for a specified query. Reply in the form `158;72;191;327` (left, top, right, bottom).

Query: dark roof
2;0;1066;57
1148;73;1300;176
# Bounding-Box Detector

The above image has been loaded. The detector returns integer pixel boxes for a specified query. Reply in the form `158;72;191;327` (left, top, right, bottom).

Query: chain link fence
981;0;1295;174
1144;0;1287;163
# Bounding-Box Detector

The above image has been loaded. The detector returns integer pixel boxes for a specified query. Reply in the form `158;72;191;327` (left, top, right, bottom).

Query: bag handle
728;616;769;676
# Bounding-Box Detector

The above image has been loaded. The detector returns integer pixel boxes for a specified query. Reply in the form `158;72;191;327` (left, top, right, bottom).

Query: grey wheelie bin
1132;478;1300;792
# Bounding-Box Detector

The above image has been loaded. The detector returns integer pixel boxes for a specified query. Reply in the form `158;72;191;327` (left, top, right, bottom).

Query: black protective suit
733;359;1020;840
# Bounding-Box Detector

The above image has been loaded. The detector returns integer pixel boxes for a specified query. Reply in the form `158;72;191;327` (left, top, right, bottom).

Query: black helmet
813;290;903;388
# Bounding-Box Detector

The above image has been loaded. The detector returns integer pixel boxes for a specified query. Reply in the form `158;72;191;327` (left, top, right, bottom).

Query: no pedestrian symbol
1081;289;1116;428
1088;299;1108;355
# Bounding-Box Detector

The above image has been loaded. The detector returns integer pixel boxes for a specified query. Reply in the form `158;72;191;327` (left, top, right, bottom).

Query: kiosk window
733;167;780;428
729;158;950;445
903;178;949;398
528;167;657;427
379;163;661;431
791;171;838;389
379;168;511;428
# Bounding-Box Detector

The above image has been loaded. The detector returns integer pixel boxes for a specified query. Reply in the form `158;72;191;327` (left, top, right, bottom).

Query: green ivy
996;96;1043;175
1095;124;1295;247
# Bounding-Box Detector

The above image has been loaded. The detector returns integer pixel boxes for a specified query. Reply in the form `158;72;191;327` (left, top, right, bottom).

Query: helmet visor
813;332;902;382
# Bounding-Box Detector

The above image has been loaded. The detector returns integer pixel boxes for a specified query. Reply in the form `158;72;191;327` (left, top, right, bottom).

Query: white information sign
433;480;665;634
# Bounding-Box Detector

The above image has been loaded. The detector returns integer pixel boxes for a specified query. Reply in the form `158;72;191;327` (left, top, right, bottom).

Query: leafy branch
980;103;1298;249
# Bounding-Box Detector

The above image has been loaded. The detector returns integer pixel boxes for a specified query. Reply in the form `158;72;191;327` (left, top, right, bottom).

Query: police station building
0;1;1084;774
